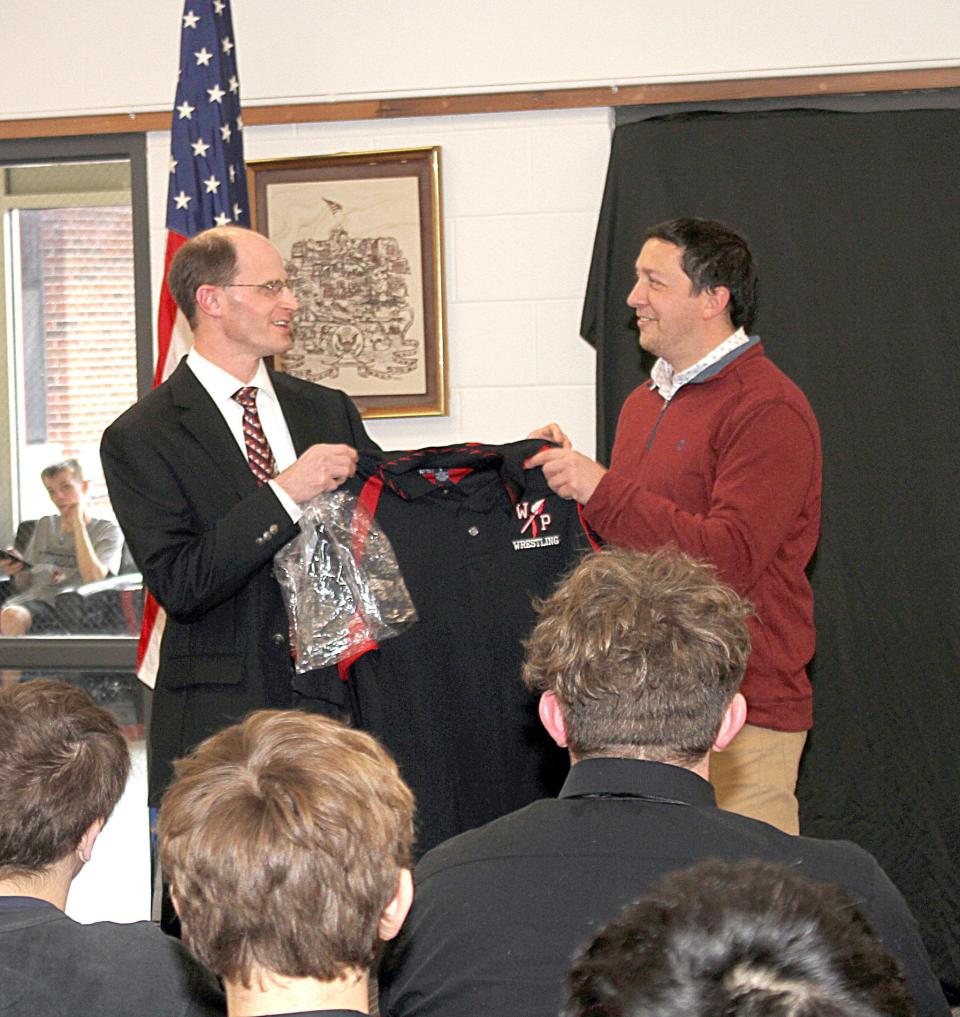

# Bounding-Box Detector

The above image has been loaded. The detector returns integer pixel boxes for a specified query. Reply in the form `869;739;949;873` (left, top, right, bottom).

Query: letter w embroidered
517;499;551;537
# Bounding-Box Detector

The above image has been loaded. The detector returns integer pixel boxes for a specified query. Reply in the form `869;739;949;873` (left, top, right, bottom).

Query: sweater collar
650;330;760;400
688;333;762;385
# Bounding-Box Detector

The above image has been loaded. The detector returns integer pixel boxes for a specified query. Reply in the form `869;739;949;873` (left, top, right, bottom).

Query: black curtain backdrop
581;108;960;988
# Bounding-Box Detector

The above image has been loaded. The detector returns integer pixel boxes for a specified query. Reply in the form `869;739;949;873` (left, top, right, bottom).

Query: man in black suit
378;548;949;1017
101;226;375;805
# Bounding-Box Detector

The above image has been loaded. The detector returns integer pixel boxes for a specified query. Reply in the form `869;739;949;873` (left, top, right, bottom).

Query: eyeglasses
222;279;291;295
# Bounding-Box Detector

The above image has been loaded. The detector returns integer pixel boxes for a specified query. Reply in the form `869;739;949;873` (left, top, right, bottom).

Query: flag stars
167;3;245;250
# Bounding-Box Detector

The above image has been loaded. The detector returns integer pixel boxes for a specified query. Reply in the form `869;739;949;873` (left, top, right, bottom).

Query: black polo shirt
323;441;597;855
379;757;948;1017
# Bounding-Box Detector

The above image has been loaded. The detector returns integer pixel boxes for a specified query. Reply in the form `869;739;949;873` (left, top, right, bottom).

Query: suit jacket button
269;523;279;535
271;632;286;646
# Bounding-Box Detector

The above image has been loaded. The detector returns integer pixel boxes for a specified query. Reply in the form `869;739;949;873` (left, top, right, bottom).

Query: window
4;165;138;523
1;134;151;651
0;136;153;923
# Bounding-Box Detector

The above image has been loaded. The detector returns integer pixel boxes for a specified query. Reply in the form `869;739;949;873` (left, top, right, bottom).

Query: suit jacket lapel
273;370;329;456
168;359;260;500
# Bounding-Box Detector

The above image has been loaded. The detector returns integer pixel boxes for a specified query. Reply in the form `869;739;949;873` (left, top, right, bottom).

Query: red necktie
232;387;277;486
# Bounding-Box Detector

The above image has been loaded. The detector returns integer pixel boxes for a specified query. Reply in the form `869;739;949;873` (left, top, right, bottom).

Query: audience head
39;458;87;512
158;710;415;990
565;858;915;1017
0;679;130;881
522;547;751;766
167;225;243;327
40;458;83;484
644;217;758;332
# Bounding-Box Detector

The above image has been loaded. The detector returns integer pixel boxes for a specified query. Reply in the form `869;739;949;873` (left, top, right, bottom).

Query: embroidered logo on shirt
512;499;560;550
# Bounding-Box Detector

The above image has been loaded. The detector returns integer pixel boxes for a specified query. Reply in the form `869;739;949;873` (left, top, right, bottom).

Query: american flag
138;0;249;686
157;0;250;385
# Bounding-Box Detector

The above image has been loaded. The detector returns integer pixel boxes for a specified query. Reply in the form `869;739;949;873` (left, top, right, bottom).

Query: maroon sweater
584;341;822;730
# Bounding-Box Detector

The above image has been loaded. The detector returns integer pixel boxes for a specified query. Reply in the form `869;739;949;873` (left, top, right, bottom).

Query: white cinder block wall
147;107;611;458
67;104;612;925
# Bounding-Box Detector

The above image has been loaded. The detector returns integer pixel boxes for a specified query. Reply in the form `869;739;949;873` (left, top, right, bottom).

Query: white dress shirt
185;348;301;521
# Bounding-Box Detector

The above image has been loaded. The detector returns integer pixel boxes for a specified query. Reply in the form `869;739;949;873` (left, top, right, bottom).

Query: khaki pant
709;723;808;835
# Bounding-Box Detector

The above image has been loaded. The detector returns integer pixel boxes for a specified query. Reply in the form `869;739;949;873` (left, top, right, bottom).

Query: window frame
0;133;151;671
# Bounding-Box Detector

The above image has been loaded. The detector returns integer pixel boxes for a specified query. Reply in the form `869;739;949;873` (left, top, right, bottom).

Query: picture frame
248;147;447;418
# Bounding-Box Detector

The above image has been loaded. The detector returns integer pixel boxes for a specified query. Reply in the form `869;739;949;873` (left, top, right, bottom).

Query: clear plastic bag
273;489;417;672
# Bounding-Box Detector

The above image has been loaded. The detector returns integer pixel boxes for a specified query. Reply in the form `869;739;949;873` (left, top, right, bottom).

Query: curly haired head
523;547;751;764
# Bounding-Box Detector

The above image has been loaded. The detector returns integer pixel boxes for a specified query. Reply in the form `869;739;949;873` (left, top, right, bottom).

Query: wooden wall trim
2;66;960;141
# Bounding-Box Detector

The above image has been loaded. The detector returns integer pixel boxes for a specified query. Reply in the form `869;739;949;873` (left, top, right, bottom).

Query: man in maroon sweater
528;217;821;833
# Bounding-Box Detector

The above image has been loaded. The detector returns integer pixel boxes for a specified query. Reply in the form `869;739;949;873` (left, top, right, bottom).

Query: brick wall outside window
25;206;139;516
40;206;138;449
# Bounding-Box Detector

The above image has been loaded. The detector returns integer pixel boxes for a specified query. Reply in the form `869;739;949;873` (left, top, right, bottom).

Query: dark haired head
0;680;130;877
645;218;758;332
565;859;915;1017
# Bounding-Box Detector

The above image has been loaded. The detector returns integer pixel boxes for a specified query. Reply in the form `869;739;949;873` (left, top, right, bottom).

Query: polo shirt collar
559;756;717;806
356;439;548;507
0;895;60;914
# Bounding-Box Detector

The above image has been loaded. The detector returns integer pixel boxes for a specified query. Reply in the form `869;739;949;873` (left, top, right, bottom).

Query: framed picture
248;147;447;418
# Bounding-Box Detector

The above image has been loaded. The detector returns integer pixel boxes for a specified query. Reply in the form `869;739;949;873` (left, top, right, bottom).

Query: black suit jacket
101;359;375;801
379;757;949;1017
